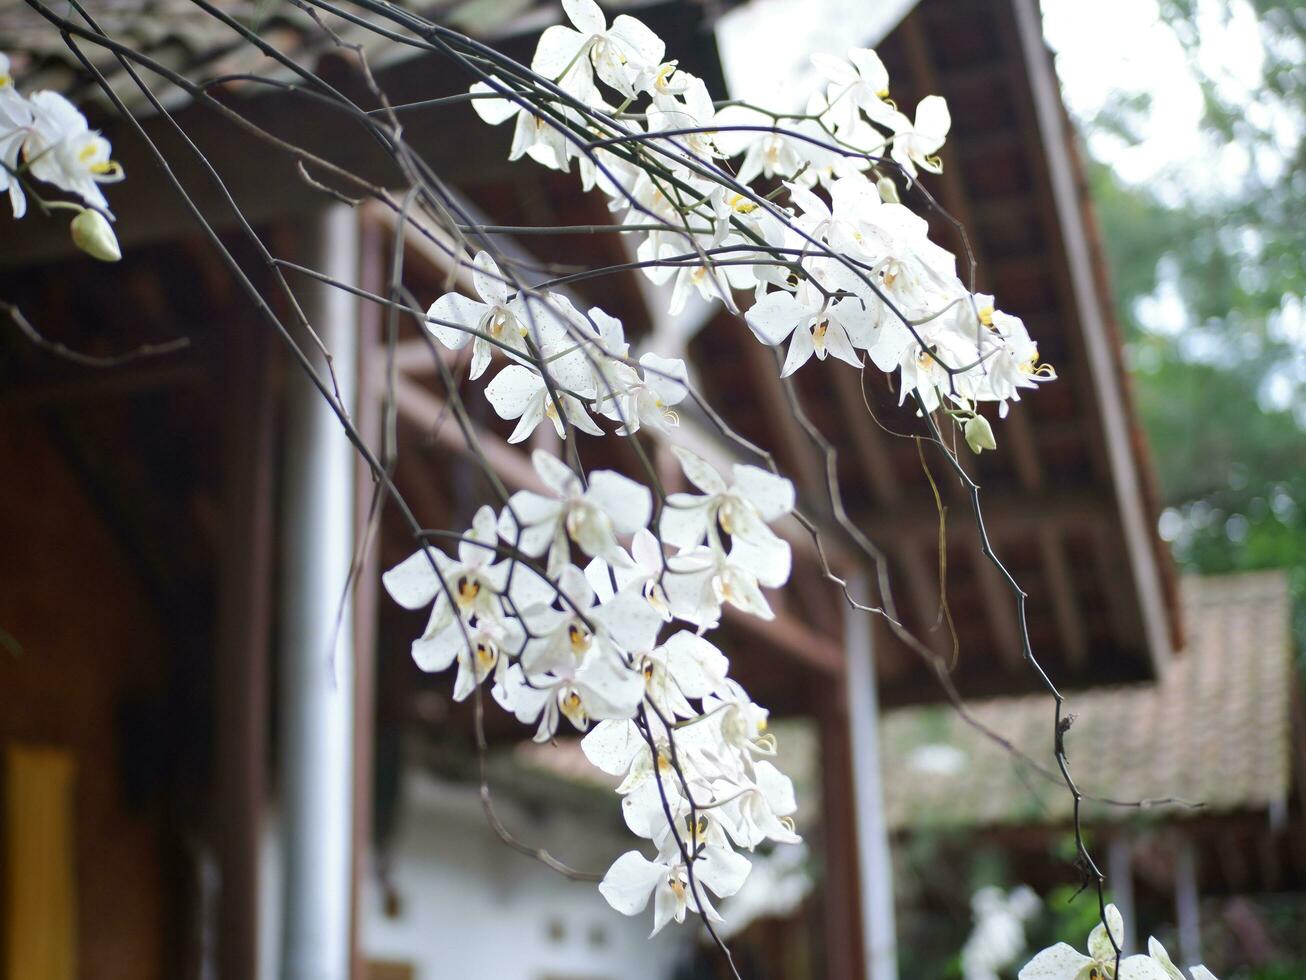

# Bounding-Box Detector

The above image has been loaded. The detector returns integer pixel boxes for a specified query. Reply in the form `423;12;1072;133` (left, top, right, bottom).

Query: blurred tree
1078;0;1305;650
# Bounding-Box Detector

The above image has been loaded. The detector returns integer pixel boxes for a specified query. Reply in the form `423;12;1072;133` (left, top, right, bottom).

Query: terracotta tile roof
881;571;1296;831
0;0;541;106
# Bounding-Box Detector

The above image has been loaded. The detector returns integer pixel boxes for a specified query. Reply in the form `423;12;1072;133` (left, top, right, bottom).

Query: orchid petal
1017;944;1094;980
672;447;727;495
746;289;806;346
426;292;485;351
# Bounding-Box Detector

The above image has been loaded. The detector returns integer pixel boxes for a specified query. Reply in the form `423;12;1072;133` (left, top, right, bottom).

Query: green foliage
1080;0;1306;653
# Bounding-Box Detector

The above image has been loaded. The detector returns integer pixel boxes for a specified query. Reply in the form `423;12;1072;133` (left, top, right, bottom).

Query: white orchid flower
495;644;644;740
0;54;19;106
585;709;723;804
703;680;773;763
382;505;549;642
426;251;535;379
483;295;609;440
593;352;689;435
645;74;724;163
618;774;736;858
515;562;603;675
745;278;875;376
708;184;786;262
812;47;899;133
22;91;123;210
659;447;795;555
718;760;800;849
662;537;789;627
639;232;739;316
517;566;662;686
896;327;984;414
412;614;524;703
599;843;750;936
784;174;882;252
888;95;951;178
638;629;731;719
1019;905;1170;980
1146;937;1219;980
585;528;673;621
962;306;1056;417
641;60;695;109
485;363;603;443
497;449;653;575
714;105;814;186
532;0;665;101
582;719;649;788
0;59;32;218
467;79;574;171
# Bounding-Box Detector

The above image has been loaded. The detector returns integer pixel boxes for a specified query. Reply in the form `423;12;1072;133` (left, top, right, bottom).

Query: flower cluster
1019;904;1219;980
427;250;689;444
467;0;1054;434
0;53;124;261
392;0;1061;936
385;445;799;933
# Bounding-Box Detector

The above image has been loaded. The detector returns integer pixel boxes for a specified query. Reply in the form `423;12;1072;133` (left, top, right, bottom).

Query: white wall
362;771;692;980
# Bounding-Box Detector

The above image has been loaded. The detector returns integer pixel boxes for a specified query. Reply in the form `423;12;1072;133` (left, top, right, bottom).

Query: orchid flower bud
70;208;121;262
964;413;996;454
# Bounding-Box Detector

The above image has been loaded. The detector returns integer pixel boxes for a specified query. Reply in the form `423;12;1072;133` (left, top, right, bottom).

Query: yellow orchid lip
727;192;758;215
567;622;591;655
455;575;481;607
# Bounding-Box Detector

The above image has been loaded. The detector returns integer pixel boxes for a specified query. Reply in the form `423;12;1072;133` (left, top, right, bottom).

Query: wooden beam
972;543;1026;669
831;368;951;658
389;336;468;376
832;368;903;506
1039;530;1089;668
860;489;1110;544
740;336;825;502
389;370;547;494
0;361;203;409
727;603;843;676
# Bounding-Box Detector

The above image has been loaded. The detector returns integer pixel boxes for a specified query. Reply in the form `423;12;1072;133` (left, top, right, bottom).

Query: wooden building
0;0;1183;977
882;571;1306;974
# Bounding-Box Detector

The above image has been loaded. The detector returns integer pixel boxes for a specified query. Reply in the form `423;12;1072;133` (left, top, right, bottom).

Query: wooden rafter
1005;0;1174;671
901;11;1085;672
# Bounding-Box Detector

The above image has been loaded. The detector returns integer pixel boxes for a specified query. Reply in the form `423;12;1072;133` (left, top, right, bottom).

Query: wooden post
818;674;868;980
349;213;386;980
214;315;276;980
